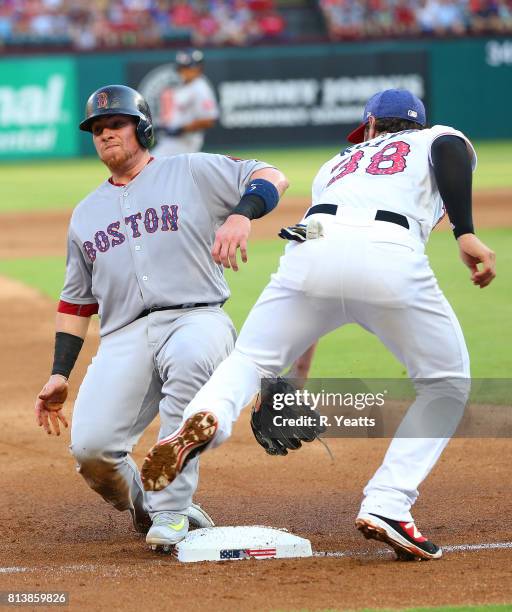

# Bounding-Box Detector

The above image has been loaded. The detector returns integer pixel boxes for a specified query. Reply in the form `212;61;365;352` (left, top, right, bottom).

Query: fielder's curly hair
374;117;426;133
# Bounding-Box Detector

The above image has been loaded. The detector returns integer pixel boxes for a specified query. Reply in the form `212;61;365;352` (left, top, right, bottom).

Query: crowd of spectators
319;0;512;40
1;0;512;49
0;0;286;49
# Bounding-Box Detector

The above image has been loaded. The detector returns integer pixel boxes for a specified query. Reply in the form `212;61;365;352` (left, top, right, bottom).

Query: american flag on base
220;548;277;560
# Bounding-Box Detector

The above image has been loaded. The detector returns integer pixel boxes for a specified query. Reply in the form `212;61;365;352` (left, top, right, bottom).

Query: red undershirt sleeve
57;300;99;317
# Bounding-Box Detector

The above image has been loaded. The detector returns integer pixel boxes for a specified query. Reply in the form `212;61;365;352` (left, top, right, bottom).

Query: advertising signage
130;50;428;147
0;57;78;160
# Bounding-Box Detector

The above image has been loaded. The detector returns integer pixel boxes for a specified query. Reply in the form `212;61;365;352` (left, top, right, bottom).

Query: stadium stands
0;0;511;51
319;0;512;40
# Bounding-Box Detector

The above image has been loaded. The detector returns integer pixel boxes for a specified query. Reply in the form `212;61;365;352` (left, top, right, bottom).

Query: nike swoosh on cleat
167;518;186;531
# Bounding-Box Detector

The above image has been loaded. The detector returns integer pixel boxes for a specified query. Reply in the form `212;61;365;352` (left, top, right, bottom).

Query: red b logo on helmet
97;92;108;109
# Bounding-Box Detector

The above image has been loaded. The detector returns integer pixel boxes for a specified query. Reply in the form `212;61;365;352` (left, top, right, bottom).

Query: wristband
241;178;279;215
230;193;266;220
51;332;84;379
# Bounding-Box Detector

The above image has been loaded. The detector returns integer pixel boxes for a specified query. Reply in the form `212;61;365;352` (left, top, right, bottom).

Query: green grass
387;607;511;612
0;228;509;379
0;141;510;213
0;158;107;213
0;256;66;300
343;607;511;612
468;140;512;189
292;606;512;612
229;140;512;195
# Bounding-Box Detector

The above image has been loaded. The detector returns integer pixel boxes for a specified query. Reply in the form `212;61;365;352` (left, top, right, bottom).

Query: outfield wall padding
0;37;510;159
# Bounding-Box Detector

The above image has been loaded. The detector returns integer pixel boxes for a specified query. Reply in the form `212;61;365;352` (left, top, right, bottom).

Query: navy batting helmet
175;49;204;68
79;84;155;149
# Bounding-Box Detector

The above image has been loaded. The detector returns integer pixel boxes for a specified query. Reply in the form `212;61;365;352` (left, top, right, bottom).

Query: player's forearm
182;118;216;133
56;312;91;338
51;312;91;379
250;167;289;198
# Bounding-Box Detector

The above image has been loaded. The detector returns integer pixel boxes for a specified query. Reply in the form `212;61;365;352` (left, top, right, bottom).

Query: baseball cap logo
408;109;418;118
97;92;108;109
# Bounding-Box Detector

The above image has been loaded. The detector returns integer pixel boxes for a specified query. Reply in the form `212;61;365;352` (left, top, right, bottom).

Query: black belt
135;301;225;322
304;204;410;230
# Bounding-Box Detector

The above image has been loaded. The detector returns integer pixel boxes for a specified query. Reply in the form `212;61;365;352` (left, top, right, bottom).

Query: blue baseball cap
347;89;426;144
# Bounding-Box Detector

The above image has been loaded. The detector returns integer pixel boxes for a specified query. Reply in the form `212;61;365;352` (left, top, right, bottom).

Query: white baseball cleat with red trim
356;512;442;561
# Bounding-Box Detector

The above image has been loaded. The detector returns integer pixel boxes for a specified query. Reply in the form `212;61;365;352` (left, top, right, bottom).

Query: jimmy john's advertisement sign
217;73;424;129
130;50;428;147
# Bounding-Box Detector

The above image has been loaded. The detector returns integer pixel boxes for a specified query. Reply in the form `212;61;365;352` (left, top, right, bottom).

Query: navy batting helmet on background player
34;83;289;552
141;88;496;561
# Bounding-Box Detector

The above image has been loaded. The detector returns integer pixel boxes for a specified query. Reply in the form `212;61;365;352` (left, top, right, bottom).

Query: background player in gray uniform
33;84;288;552
152;49;219;157
142;89;496;561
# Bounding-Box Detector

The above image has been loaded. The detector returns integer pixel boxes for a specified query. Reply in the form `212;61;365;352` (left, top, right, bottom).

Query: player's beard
101;144;135;173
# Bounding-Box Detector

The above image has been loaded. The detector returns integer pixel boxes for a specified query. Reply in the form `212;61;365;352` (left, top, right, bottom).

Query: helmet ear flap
136;119;154;149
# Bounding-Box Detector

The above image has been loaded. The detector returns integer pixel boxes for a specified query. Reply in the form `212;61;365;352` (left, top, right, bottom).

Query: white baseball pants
184;217;470;522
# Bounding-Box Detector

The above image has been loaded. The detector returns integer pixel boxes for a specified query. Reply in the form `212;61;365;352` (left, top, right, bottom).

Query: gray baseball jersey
61;154;271;336
154;75;219;155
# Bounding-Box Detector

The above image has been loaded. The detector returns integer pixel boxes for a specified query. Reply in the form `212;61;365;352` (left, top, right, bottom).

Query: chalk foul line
314;541;512;558
1;541;511;573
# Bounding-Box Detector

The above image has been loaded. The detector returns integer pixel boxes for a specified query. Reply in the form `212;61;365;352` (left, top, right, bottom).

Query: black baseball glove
250;377;326;456
278;223;307;242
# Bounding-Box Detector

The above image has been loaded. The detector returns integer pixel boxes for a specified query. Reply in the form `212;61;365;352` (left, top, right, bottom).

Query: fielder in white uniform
33;84;288;552
142;89;496;560
152;49;219;157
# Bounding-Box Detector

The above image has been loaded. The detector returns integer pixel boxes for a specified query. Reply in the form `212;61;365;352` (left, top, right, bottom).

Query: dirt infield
0;191;511;611
0;189;510;260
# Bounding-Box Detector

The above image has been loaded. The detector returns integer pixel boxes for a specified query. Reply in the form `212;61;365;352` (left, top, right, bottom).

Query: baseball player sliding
33;84;288;552
142;89;496;561
152;49;218;156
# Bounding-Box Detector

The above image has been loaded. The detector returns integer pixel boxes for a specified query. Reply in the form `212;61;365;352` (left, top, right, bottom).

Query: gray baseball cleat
131;499;214;535
146;512;189;551
186;502;215;529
